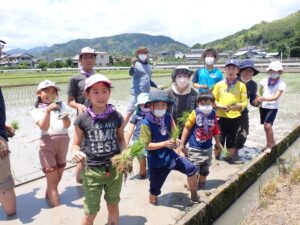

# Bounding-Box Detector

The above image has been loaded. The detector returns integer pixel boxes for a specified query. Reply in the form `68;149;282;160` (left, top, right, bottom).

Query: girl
257;60;286;153
125;93;149;179
31;80;70;207
72;74;126;225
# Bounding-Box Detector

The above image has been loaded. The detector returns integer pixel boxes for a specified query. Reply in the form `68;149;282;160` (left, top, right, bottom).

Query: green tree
38;60;48;70
65;58;73;67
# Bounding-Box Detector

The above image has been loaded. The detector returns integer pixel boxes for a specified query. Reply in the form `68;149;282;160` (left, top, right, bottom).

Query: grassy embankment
0;69;172;87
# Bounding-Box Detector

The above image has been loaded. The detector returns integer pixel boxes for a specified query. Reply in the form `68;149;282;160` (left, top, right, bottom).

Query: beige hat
80;47;96;56
84;74;112;92
201;48;220;63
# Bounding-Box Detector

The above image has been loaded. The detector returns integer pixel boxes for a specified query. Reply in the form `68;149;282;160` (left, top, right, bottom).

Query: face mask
269;73;279;79
138;54;147;61
153;109;166;118
198;105;213;114
140;106;150;112
205;57;215;66
176;77;189;88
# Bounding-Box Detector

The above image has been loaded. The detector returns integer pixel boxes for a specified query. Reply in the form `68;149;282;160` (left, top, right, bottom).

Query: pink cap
84;74;112;92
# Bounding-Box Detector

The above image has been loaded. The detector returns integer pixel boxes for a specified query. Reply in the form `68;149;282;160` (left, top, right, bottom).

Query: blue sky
1;0;300;50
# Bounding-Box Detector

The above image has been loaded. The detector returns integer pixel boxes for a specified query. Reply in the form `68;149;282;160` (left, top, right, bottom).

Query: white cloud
1;0;299;50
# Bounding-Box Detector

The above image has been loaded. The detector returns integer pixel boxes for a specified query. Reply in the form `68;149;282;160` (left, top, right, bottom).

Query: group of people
0;46;286;225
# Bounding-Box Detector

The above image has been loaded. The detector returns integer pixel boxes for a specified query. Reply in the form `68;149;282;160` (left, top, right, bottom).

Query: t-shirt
213;79;248;118
67;74;90;106
166;84;198;123
31;102;69;136
129;111;146;141
185;109;219;149
192;67;223;93
130;61;152;95
0;88;7;141
238;78;258;111
74;111;123;167
259;78;286;109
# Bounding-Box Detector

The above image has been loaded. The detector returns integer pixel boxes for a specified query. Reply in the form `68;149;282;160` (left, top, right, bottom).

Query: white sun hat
266;60;283;72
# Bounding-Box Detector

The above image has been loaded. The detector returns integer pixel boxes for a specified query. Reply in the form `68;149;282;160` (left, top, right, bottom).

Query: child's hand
72;151;86;163
215;143;223;151
164;139;177;149
228;103;241;111
176;144;185;155
46;103;59;112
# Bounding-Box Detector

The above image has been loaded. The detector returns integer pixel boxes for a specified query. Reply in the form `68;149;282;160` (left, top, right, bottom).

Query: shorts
0;156;14;190
148;156;197;195
259;107;278;125
236;110;249;149
188;147;212;176
81;165;123;215
39;134;70;173
218;117;241;149
126;94;138;113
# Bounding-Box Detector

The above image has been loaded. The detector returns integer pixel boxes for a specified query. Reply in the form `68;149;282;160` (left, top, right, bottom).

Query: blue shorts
259;108;278;125
148;156;197;196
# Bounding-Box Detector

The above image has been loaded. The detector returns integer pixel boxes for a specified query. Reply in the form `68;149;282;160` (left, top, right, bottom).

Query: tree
38;60;48;70
65;58;73;67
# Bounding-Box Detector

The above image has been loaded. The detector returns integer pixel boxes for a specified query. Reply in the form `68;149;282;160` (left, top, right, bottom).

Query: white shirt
260;77;286;109
31;102;69;135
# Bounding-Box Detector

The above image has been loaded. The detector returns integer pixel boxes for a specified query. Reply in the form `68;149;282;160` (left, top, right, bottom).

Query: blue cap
225;59;239;68
239;59;259;76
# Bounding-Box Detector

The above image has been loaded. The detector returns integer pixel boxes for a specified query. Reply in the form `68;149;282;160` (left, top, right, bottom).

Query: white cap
37;80;60;92
266;60;283;72
84;74;112;92
80;47;96;56
135;93;149;106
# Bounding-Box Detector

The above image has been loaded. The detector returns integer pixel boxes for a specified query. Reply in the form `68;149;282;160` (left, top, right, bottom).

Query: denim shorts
188;147;212;176
81;165;123;215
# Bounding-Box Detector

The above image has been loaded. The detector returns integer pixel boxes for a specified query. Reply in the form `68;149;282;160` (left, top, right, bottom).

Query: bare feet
149;194;158;205
190;190;200;203
264;148;272;153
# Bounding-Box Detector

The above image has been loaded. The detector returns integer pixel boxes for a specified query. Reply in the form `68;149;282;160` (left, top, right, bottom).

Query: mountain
6;33;189;58
192;11;300;57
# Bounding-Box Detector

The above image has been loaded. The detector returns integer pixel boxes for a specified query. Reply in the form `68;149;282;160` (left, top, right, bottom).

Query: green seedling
11;120;19;130
177;110;191;126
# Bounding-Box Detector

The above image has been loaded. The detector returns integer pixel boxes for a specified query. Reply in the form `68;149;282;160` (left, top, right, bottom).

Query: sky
1;0;300;50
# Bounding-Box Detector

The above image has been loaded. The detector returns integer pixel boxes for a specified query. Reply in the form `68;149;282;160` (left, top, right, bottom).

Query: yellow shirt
213;80;248;118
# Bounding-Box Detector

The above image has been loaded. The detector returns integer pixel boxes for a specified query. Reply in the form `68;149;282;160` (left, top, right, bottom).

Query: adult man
192;48;223;93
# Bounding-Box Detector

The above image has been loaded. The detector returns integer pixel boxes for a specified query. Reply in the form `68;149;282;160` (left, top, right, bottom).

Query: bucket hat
135;93;150;106
266;60;283;72
145;89;174;107
239;59;259;76
171;65;194;82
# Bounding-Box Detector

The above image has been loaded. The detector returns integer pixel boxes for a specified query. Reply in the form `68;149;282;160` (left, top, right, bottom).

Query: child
257;60;286;153
236;59;260;149
166;66;198;131
123;47;157;126
139;89;199;205
31;80;71;207
212;59;248;163
71;74;126;225
178;93;222;189
192;48;223;94
125;93;150;179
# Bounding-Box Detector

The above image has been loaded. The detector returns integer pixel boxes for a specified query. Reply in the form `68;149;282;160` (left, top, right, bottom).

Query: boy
178;94;222;189
139;89;199;204
213;59;248;163
192;48;223;94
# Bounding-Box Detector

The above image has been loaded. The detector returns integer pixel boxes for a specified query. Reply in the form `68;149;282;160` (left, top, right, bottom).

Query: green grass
0;69;172;87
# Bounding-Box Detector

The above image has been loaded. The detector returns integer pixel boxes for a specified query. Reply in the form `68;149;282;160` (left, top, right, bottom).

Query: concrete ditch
176;124;300;225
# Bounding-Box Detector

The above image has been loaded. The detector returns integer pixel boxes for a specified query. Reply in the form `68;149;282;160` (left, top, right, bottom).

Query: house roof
8;53;34;58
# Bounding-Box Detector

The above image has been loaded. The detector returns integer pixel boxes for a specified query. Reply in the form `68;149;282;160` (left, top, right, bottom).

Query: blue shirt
192;67;223;93
129;111;147;141
130;61;152;95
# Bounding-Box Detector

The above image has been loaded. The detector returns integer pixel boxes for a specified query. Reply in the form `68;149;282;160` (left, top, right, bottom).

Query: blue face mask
270;73;279;79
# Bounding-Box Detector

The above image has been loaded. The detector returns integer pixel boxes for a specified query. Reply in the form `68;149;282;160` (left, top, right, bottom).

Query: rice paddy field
1;71;300;184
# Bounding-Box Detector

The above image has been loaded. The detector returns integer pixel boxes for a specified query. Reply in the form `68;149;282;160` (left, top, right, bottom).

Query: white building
7;53;34;67
73;51;110;67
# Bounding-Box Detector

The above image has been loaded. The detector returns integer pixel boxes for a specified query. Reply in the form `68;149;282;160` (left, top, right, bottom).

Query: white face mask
138;54;147;61
140;106;150;112
198;105;213;114
205;57;215;66
176;77;189;88
153;109;166;117
270;73;279;79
